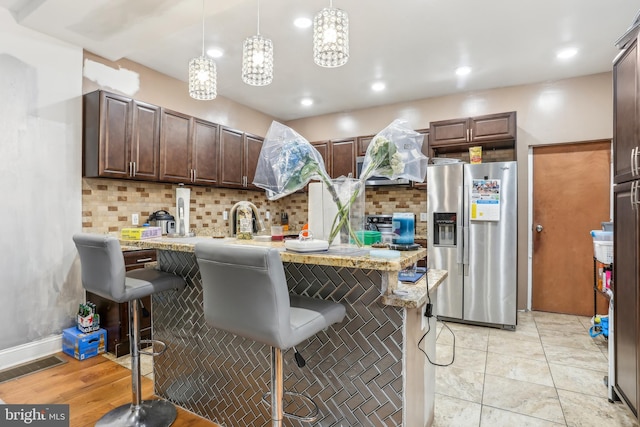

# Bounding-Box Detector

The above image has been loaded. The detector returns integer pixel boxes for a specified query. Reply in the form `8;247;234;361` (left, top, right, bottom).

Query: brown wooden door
192;119;219;185
159;109;192;183
532;141;611;316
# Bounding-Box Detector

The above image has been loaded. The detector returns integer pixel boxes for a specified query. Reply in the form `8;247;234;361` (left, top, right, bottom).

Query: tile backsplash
82;178;427;238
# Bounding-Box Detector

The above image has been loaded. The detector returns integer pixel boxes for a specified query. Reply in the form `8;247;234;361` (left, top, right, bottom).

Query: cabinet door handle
132;161;137;177
634;147;639;177
192;169;196;182
466;129;470;141
632;181;638;210
469;128;473;141
631;147;637;177
136;257;153;263
129;161;133;177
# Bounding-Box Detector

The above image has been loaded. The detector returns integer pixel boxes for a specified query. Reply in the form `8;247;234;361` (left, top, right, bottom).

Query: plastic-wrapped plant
253;121;362;246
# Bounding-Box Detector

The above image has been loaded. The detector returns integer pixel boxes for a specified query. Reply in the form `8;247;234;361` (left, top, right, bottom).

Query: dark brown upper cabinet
413;128;430;189
312;140;331;174
330;138;356;179
245;132;264;190
219;127;263;189
356;135;374;157
159;109;220;185
84;90;160;181
191;119;220;185
613;37;638;185
219;127;245;188
430;111;516;151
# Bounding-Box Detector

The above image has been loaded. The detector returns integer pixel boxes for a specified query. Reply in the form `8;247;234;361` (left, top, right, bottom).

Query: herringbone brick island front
122;236;446;426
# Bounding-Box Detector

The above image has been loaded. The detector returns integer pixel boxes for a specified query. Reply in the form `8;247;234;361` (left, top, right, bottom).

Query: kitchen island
122;236;447;426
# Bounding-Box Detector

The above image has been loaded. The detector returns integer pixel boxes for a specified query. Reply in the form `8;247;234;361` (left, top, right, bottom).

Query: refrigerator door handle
463;184;470;265
463;226;470;265
457;185;464;264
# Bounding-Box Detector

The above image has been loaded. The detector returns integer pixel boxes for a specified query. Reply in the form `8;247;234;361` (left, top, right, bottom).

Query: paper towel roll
176;186;191;236
308;182;339;245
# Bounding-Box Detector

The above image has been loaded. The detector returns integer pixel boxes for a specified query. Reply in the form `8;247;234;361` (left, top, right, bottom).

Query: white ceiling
1;0;638;121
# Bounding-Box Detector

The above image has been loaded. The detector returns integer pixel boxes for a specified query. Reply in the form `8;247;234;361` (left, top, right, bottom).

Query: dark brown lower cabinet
86;249;156;357
613;181;638;416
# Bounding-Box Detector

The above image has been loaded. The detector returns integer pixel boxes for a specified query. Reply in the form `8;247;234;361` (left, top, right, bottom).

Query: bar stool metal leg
263;347;318;426
271;347;284;427
96;299;177;427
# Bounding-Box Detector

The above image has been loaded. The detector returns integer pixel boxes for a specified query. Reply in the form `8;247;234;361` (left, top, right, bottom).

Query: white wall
0;7;83;352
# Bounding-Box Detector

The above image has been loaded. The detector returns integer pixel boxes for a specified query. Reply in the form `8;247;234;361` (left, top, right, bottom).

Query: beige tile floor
433;310;638;427
105;311;638;426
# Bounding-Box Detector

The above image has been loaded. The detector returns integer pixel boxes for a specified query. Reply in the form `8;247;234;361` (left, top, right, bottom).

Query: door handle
632;181;638;210
536;224;543;233
456;186;463;264
632;147;639;177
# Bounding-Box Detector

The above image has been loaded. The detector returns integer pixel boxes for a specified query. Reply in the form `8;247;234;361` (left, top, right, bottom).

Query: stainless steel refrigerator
427;161;517;329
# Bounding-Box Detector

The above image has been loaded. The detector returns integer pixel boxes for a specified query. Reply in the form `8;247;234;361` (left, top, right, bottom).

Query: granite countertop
381;269;448;309
119;235;446;309
119;235;426;272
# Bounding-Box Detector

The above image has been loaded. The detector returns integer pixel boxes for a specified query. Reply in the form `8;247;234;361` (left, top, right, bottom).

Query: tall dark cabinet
613;31;640;417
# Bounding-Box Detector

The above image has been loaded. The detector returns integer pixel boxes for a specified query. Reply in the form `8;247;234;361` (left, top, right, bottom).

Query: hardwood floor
0;352;219;427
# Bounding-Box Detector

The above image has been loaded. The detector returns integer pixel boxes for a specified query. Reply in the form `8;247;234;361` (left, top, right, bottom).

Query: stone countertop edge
380;269;447;309
119;236;440;308
119;236;426;272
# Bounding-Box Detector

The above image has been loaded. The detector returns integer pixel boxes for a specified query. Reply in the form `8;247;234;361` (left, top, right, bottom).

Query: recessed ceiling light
294;17;312;28
371;82;386;91
557;48;578;59
207;48;224;58
300;98;314;106
455;66;472;76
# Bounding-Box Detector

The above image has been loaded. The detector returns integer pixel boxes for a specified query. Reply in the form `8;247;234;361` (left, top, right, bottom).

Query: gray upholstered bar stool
195;243;346;427
73;233;186;427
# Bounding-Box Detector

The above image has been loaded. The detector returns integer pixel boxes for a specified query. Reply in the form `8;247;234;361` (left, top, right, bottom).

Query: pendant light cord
201;0;205;56
257;0;260;36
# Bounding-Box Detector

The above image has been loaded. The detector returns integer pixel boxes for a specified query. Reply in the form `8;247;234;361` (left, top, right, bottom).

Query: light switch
223;211;228;220
132;213;139;226
420;212;428;222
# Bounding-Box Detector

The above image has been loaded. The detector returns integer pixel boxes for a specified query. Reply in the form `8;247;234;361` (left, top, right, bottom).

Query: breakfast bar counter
121;236;447;426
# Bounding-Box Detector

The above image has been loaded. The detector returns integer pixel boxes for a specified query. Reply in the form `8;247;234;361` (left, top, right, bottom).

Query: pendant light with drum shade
189;0;216;100
313;0;349;68
242;0;273;86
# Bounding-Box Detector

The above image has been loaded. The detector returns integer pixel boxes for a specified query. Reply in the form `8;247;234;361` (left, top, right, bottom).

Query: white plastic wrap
253;121;331;200
359;119;428;183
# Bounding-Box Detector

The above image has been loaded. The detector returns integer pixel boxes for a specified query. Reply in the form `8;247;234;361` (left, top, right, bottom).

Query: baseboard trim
0;335;62;371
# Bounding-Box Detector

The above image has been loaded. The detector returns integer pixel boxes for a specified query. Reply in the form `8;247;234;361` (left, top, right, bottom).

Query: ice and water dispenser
433;213;457;246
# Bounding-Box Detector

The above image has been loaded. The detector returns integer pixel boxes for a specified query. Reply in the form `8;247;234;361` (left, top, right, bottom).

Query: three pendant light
188;0;349;100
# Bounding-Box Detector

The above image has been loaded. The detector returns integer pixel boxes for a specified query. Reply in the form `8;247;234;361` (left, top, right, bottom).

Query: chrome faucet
229;201;266;237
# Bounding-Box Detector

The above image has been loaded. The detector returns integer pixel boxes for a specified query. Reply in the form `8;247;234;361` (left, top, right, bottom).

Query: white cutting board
284;239;329;252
